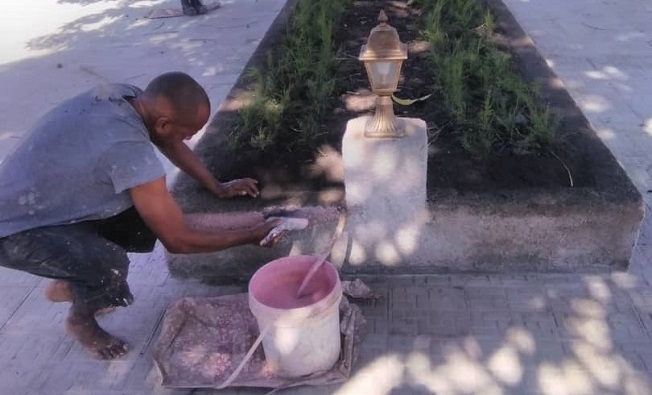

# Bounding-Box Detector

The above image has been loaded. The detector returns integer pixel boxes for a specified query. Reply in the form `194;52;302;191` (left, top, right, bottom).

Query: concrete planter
165;0;643;282
335;189;642;274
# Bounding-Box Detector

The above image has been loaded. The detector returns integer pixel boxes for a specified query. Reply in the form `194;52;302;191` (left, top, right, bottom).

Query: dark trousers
0;207;156;313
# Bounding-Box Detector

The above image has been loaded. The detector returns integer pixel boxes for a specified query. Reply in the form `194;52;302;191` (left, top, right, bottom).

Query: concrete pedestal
334;116;429;267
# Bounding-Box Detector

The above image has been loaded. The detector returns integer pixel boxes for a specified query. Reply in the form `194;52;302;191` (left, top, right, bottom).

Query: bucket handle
216;322;271;389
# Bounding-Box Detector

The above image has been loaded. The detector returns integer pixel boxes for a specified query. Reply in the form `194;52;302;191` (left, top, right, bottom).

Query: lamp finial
378;10;388;25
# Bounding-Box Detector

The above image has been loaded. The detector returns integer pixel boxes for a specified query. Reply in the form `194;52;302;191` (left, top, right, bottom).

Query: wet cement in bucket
249;256;338;309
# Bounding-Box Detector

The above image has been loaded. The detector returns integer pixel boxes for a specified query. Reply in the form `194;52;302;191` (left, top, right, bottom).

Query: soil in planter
213;0;594;194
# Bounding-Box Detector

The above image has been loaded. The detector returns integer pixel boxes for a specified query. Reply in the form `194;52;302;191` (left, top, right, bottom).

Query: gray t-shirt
0;83;165;238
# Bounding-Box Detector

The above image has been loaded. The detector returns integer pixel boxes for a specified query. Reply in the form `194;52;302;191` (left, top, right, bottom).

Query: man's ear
154;116;171;134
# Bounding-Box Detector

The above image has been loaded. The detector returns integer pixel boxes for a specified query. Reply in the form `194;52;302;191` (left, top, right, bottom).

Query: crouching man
0;72;281;359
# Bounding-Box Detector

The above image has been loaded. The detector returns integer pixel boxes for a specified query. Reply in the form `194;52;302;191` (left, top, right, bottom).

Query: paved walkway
1;0;652;394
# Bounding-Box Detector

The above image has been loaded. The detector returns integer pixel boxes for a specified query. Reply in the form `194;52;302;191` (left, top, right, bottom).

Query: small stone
56;63;63;69
515;113;527;124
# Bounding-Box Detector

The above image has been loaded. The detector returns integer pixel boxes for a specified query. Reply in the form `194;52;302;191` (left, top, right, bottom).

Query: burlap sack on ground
152;283;368;390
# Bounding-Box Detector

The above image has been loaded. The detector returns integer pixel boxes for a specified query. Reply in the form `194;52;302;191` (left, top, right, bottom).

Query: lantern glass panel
367;60;397;91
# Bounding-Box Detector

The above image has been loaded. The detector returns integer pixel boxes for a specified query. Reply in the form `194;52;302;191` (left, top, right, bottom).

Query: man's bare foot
45;280;115;315
44;280;72;302
65;312;129;359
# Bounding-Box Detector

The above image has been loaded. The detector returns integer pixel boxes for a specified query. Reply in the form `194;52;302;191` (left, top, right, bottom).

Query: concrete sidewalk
0;0;285;180
1;0;652;394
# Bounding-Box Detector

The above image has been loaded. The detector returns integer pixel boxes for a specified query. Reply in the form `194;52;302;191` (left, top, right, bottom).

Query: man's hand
216;178;260;198
258;217;309;247
256;217;286;247
260;230;288;247
155;142;261;199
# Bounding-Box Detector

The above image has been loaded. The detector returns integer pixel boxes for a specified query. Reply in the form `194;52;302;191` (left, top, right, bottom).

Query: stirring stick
295;250;331;298
296;210;348;298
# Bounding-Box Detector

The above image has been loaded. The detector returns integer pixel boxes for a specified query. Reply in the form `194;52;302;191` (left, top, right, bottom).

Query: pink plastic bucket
248;255;342;378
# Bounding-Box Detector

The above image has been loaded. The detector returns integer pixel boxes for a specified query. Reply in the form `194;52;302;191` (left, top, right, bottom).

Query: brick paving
2;0;652;394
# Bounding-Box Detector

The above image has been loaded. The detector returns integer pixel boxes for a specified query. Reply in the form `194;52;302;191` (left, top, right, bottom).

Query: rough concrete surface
2;0;652;394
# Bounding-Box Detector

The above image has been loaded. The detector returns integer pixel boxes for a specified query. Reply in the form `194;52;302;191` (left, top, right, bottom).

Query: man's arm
156;141;223;195
129;176;277;254
157;141;259;198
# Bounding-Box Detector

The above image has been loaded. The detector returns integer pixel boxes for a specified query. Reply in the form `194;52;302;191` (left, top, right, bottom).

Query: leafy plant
417;0;562;159
233;0;562;162
231;0;348;155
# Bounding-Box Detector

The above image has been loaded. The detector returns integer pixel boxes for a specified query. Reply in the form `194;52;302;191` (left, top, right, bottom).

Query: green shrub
419;0;561;158
231;0;561;161
229;0;348;155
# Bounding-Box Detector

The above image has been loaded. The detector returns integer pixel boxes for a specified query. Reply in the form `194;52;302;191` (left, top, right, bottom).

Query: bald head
136;72;211;145
144;72;210;122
